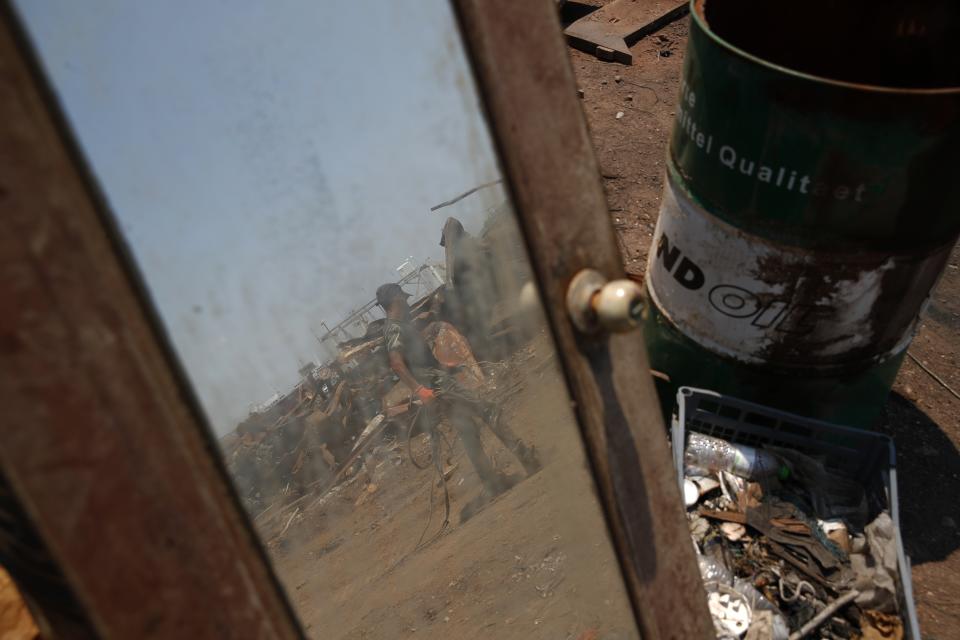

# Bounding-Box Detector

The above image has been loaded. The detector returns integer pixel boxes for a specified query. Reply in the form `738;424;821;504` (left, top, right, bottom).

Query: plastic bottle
685;433;786;480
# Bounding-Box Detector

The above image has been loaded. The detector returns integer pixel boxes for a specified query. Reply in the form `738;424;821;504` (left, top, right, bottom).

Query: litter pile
674;389;917;640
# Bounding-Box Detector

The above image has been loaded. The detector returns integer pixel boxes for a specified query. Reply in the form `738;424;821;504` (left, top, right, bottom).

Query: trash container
644;0;960;427
672;386;921;639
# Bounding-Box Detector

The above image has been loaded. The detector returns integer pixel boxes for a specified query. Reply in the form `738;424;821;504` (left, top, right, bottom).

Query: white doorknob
566;269;645;334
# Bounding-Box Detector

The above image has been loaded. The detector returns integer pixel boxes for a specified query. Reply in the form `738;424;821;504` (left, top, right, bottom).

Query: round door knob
595;278;645;332
566;269;645;334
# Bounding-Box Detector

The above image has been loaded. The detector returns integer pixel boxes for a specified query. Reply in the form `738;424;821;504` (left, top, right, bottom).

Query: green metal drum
644;0;960;427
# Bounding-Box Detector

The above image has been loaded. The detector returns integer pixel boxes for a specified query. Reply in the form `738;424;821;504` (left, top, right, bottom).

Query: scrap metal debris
221;214;538;546
681;433;911;639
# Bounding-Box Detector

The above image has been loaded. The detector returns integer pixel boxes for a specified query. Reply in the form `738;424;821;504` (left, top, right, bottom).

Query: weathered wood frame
0;0;710;637
0;5;303;638
452;1;711;637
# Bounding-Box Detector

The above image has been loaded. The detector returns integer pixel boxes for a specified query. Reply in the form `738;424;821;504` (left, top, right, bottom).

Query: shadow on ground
879;391;960;565
559;0;599;27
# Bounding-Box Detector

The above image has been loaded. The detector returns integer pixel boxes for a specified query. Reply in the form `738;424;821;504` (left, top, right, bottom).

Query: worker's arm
388;351;435;403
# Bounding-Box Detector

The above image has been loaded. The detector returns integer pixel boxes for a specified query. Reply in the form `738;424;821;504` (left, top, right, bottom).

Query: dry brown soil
267;336;639;640
566;13;960;640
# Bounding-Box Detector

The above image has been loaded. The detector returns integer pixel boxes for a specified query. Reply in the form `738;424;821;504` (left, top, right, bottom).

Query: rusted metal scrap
423;320;485;389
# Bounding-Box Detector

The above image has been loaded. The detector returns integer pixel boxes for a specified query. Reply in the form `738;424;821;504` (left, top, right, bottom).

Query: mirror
15;1;639;637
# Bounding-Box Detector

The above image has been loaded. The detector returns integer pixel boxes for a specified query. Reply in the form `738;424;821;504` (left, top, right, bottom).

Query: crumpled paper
850;512;900;613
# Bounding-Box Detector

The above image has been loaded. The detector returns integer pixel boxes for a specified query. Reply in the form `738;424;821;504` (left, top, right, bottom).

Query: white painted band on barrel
646;178;925;368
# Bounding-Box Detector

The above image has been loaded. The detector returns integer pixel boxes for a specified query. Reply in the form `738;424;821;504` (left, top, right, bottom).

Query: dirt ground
565;13;960;639
267;336;639;640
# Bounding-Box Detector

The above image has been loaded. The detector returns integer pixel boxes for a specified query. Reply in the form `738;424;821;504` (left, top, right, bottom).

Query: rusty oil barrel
644;0;960;427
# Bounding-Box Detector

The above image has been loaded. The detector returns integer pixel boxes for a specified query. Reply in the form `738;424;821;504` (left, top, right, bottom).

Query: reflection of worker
440;217;498;359
375;283;540;504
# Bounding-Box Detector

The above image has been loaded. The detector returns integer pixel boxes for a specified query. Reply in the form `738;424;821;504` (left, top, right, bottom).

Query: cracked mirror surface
15;1;640;637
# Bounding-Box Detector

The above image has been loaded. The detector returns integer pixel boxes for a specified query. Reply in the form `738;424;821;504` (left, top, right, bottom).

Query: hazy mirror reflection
17;0;640;637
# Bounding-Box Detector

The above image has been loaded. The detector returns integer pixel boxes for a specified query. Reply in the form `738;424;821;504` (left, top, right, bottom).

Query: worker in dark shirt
376;283;540;503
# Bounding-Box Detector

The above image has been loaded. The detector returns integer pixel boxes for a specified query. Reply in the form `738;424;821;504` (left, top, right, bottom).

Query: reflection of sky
16;0;504;434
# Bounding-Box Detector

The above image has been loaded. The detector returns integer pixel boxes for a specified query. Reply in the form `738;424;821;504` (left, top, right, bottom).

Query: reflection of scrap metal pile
222;212;536;523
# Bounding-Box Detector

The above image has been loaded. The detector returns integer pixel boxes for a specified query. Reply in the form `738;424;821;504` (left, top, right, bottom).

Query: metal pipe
788;590;859;640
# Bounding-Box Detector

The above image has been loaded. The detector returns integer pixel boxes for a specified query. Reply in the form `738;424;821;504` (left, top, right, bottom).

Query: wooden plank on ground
564;0;688;64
